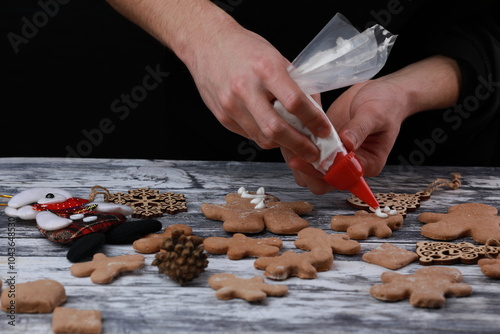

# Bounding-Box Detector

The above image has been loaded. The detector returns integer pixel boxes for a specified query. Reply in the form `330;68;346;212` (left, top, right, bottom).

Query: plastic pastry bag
274;13;397;174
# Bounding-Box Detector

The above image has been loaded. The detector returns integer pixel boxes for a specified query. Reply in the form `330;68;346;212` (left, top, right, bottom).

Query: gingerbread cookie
208;273;288;302
52;307;102;334
478;255;500;278
370;267;472;308
419;203;500;244
330;210;404;240
254;249;333;280
203;233;282;260
133;224;192;254
201;187;312;234
1;279;66;313
70;253;145;284
416;241;500;265
362;243;418;270
294;227;360;255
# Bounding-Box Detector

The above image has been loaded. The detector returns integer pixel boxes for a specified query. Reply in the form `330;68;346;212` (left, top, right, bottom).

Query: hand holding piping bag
275;13;397;212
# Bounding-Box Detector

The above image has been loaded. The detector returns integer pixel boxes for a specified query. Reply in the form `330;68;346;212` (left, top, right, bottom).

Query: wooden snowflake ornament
106;188;187;219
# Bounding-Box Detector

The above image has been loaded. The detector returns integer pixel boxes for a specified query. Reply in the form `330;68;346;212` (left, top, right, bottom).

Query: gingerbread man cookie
70;253;145;284
370;267;472;308
254;249;333;280
478;255;500;278
419;203;500;244
203;233;282;260
133;224;192;254
330;210;404;240
208;273;288;302
294;227;360;255
201;187;312;234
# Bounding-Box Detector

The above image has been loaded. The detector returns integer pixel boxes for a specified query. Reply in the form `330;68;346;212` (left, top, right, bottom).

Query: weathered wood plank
1;158;499;333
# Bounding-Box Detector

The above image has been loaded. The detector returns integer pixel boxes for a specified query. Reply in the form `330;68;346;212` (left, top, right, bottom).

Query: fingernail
303;152;318;163
343;130;358;148
316;126;331;138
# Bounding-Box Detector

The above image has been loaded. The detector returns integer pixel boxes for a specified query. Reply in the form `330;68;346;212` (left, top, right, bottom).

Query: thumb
338;116;373;152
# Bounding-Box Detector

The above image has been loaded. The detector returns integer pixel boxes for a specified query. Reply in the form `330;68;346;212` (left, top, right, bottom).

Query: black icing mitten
105;219;162;244
67;233;106;263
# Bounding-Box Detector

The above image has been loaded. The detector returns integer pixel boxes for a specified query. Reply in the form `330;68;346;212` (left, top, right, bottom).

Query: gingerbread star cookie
70;253;145;284
370;267;472;308
201;187;312;234
203;233;282;260
419;203;500;244
208;273;288;302
254;249;333;280
294;227;360;255
330;210;404;240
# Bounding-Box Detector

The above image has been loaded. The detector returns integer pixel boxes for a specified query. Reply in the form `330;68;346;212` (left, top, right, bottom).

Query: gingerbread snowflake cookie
370;267;472;308
201;187;312;234
419;203;500;244
330;210;404;240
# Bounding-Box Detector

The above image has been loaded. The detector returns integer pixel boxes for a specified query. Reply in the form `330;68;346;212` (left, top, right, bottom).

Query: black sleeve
389;2;500;167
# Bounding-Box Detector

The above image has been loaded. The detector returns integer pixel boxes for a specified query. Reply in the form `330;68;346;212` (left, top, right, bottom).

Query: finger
242;89;321;162
268;71;331;138
287;156;335;195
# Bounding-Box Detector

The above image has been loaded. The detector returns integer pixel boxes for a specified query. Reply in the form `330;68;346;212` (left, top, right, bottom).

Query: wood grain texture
1;158;499;333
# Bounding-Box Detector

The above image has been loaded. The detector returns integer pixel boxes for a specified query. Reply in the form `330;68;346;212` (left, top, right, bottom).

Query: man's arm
106;0;332;163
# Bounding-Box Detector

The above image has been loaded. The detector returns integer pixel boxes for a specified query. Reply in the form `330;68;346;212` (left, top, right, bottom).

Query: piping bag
274;13;397;210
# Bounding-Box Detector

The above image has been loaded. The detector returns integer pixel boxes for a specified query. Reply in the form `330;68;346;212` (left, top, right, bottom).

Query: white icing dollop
254;199;266;209
375;206;398;218
239;187;267;209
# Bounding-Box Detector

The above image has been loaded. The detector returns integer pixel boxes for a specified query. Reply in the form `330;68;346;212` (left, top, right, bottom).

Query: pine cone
152;230;208;285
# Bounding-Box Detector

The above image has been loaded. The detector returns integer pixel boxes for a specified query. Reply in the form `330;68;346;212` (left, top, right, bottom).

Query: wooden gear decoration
416;241;500;265
89;186;187;219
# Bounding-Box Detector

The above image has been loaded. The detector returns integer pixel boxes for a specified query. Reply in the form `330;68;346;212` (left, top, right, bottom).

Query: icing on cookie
375;206;398;218
239;187;267;209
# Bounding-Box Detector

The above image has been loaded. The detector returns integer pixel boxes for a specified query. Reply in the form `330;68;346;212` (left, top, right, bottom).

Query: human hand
284;79;411;194
184;23;331;163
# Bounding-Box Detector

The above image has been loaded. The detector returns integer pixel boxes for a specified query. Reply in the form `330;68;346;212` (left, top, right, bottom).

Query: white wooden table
1;158;499;333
